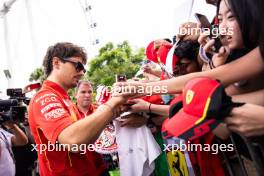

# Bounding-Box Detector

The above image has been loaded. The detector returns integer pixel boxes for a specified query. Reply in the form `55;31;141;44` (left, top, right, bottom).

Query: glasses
62;59;86;73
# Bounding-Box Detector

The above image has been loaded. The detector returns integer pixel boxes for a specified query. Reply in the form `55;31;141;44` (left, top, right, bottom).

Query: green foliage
28;41;145;100
29;67;45;83
68;88;76;102
85;41;145;87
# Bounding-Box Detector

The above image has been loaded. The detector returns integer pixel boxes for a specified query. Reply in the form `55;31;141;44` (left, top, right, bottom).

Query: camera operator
0;121;28;176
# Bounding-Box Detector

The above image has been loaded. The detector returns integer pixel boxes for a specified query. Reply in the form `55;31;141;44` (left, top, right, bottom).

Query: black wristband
148;103;152;114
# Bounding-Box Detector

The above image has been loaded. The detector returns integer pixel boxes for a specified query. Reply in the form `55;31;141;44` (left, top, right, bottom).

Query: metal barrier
219;133;264;176
240;136;264;175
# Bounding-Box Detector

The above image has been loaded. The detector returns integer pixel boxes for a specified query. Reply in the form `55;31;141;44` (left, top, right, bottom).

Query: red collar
87;104;95;114
77;104;96;117
42;80;69;99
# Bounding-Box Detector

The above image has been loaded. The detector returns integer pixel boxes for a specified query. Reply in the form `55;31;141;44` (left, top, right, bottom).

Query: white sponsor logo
44;108;66;120
40;96;58;106
41;103;62;114
35;93;56;103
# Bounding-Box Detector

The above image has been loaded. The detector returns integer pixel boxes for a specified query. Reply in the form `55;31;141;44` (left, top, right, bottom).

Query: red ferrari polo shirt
28;80;99;176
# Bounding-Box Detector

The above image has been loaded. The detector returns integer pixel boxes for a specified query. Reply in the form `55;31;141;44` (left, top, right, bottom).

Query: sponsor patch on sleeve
36;93;68;121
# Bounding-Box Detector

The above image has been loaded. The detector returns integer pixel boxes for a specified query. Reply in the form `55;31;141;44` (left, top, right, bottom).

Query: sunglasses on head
62;59;86;73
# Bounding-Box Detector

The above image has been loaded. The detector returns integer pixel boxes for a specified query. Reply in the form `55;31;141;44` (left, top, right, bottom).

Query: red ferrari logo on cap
186;90;194;104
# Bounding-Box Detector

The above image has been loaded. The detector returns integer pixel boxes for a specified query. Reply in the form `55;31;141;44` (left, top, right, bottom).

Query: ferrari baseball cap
146;41;158;63
162;77;243;140
145;40;178;67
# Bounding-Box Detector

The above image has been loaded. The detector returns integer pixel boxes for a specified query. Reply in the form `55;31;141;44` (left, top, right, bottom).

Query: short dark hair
76;80;93;92
174;40;199;60
43;42;87;76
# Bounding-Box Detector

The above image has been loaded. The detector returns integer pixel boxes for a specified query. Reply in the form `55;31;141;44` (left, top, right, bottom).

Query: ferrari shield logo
167;150;189;176
163;137;195;176
186;90;194;104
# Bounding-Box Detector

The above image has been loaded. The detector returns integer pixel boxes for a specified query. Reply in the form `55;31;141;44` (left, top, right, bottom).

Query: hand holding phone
194;13;222;52
116;74;127;82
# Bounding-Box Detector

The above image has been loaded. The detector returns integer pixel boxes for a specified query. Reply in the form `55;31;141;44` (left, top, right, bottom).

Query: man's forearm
58;98;120;146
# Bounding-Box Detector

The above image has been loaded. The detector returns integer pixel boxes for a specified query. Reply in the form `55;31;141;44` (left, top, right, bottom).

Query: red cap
162;77;225;140
146;41;158;63
157;45;171;64
146;41;178;67
141;95;164;105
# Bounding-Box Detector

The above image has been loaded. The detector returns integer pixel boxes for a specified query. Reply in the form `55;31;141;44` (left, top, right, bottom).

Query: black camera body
0;88;29;124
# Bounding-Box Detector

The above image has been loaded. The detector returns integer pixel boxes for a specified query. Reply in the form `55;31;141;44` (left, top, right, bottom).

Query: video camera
0;88;30;124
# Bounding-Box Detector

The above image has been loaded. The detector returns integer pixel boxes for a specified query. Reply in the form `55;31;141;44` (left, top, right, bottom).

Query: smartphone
194;13;222;52
116;74;126;82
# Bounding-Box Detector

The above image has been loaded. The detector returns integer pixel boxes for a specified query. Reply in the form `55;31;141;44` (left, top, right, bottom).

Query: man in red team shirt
75;81;95;117
28;42;126;176
74;80;109;176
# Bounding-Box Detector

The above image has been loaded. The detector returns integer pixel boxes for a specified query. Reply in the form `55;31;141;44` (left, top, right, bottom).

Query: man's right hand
104;96;126;119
